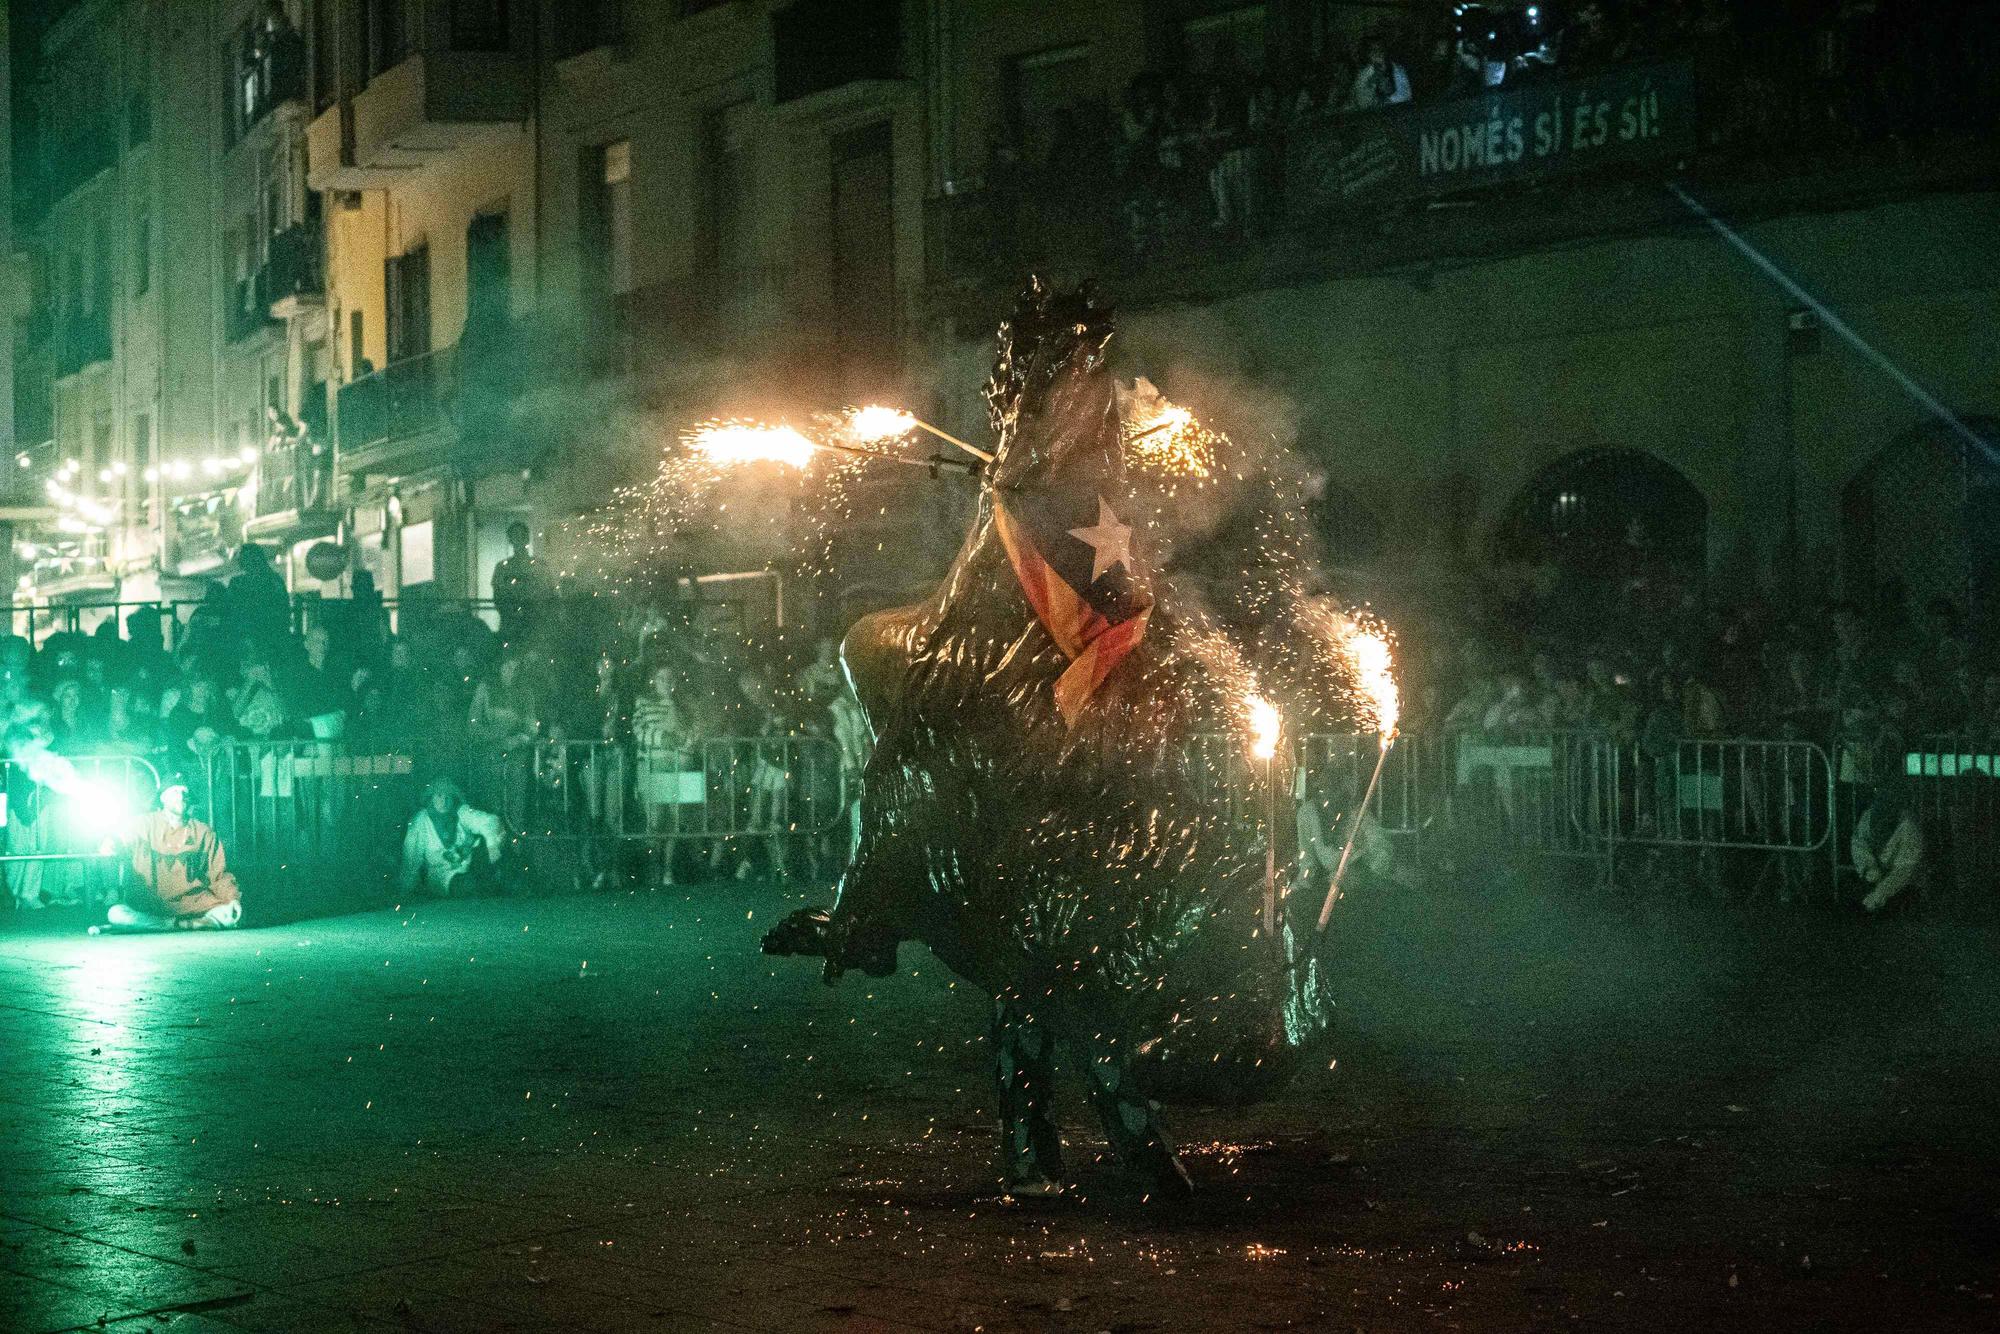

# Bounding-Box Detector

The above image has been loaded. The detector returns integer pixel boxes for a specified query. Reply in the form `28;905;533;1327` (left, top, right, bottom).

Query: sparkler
1122;403;1223;478
683;416;982;476
844;404;995;464
1316;626;1400;933
1247;695;1281;935
682;419;819;470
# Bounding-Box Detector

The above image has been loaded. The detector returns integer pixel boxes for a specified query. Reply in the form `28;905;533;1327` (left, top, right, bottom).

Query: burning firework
1246;694;1281;761
1118;377;1225;479
843;405;919;445
681;419;820;470
1345;625;1400;746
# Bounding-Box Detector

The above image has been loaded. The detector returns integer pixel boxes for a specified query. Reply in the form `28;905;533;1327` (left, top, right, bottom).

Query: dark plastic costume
765;280;1361;1194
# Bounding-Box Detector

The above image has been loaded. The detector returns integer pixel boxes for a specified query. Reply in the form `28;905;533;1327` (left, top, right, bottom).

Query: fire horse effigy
765;279;1387;1196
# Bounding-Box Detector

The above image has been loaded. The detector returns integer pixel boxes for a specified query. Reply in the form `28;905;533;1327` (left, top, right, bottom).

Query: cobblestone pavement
3;882;1997;1333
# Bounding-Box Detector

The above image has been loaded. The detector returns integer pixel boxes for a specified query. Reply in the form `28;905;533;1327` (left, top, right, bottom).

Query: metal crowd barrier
1286;731;1839;889
1893;734;2000;899
197;735;853;886
65;727;1893;902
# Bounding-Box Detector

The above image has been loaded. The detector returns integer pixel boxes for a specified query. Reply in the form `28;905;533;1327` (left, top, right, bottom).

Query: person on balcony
1349;39;1412;111
96;778;243;933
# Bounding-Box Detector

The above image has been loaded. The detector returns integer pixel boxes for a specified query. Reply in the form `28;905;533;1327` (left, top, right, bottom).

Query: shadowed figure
765;279;1362;1196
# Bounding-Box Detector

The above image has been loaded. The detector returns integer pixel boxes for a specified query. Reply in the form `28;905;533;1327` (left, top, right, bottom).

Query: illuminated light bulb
239;445;259;465
111;461;128;476
143;467;159;482
98;468;113;484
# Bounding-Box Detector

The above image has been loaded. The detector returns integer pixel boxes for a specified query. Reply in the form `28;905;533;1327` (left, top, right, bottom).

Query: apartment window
449;0;509;51
773;0;899;103
698;107;754;296
312;0;338;111
350;309;368;376
385;243;431;363
231;215;256;320
264;149;287;240
370;0;409;78
132;414;154;488
93;223;113;312
1006;45;1090;168
829;122;897;396
603;142;632;297
399;520;435;587
92;414;114;490
133;208;152;296
464;210;511;337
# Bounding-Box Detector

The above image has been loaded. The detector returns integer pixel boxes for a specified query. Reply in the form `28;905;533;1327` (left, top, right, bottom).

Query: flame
682;419;819;470
1119;379;1222;478
1247;695;1281;761
1347;626;1399;747
844;405;917;444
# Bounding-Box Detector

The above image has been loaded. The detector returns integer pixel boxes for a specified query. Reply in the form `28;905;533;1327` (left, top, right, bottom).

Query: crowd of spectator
969;0;1999;274
1;541;872;910
1382;562;1997;907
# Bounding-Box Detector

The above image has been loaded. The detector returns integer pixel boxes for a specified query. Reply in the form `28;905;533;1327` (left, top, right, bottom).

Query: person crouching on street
400;777;509;897
104;779;243;931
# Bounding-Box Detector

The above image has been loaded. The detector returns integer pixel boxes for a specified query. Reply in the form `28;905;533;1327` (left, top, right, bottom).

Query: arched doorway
1841;416;2000;638
1490;447;1708;573
1486;448;1708;640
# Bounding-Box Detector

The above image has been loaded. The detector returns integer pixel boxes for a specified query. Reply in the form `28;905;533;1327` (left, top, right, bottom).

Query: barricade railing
1892;734;2000;899
172;728;1865;900
0;752;163;909
197;735;854;886
518;737;851;843
1287;730;1839;890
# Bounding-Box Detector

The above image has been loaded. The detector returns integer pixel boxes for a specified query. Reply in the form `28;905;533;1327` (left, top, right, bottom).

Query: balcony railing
932;28;1999;321
226;270;276;342
264;221;325;310
336;347;457;461
253;439;333;518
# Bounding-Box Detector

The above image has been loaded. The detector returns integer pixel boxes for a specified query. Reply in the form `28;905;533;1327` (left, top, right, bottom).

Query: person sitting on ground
399;777;509;897
100;779;243;932
1852;781;1923;914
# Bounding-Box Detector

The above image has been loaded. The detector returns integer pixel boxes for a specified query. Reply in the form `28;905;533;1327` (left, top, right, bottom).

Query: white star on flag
1069;496;1134;583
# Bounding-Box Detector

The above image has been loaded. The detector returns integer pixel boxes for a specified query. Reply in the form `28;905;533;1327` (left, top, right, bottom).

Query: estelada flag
993;489;1153;726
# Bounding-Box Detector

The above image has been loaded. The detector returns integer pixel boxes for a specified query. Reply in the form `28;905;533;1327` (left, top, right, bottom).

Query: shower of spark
682;419;820;470
1346;626;1400;746
1123;402;1223;478
1247;695;1281;761
844;405;918;444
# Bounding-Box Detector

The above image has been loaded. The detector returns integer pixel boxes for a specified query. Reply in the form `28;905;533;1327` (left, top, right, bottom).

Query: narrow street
4;883;1994;1332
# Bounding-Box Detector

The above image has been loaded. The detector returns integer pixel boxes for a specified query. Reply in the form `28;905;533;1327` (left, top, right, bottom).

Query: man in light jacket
400;777;508;896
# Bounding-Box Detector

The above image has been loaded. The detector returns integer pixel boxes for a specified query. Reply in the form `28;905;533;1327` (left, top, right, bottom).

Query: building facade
8;1;1997;637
